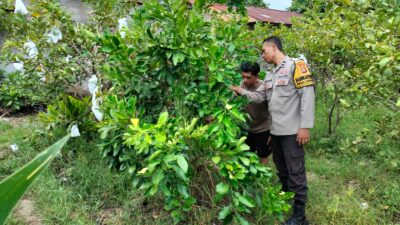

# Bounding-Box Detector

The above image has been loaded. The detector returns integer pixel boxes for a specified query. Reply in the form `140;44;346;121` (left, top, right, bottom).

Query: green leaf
209;63;218;72
172;52;185;65
155;132;166;143
239;157;250;166
157;111;169;126
194;0;206;9
149;150;162;161
152;169;164;185
176;155;188;173
379;57;391;67
236;214;250;225
101;46;113;53
128;165;136;174
216;182;229;195
239;144;250;151
177;184;189;198
212;155;221;164
0;135;70;224
163;154;176;164
228;44;235;54
237;194;255;208
166;72;177;85
218;205;231;220
83;29;95;39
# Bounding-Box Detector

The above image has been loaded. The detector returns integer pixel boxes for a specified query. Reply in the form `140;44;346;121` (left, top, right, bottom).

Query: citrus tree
96;0;292;223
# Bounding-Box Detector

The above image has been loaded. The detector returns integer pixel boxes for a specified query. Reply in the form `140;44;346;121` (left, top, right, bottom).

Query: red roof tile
246;6;300;25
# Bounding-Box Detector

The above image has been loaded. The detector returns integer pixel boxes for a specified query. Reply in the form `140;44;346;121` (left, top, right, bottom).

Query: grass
0;101;399;225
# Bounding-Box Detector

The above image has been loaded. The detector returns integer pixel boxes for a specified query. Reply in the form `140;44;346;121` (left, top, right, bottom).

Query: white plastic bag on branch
23;41;38;59
88;75;103;121
70;125;81;137
46;27;63;43
65;55;72;62
118;18;128;38
87;75;98;94
299;54;308;65
91;93;103;121
14;0;28;15
4;62;24;74
38;72;46;82
10;144;19;152
91;106;103;121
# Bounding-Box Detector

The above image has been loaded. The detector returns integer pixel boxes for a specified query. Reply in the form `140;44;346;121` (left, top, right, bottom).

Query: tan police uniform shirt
239;56;315;136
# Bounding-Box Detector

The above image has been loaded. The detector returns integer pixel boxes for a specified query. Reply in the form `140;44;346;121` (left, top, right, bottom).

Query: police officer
230;36;315;225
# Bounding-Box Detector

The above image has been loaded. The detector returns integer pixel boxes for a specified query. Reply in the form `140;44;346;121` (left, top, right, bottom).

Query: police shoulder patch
293;60;314;89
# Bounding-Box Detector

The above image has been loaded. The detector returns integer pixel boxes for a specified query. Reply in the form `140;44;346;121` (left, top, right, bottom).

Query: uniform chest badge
276;78;289;86
279;69;288;75
265;80;273;89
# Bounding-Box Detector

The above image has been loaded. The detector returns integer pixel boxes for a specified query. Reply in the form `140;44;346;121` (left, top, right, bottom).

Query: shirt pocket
275;76;295;97
265;79;273;100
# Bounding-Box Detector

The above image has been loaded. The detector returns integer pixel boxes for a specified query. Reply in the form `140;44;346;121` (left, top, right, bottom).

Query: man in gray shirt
239;61;272;165
230;36;315;225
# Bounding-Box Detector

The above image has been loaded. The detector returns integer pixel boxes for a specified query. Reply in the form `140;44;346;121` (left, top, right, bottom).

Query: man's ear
271;44;277;52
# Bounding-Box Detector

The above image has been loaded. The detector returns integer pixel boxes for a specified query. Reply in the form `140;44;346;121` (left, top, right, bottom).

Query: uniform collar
273;56;290;74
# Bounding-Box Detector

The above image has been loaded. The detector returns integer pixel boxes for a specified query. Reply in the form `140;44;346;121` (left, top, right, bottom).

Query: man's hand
229;86;242;95
267;136;272;152
296;128;310;146
267;136;271;145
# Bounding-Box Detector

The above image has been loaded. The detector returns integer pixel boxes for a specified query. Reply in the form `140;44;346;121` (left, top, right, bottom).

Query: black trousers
245;131;272;158
271;134;308;204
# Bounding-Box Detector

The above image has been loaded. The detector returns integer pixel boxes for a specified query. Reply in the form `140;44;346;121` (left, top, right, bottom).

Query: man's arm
292;59;315;145
299;86;315;129
229;83;266;103
296;86;315;145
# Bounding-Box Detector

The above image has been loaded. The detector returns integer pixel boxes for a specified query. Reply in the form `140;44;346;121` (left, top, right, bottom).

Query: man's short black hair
240;61;260;76
263;36;284;53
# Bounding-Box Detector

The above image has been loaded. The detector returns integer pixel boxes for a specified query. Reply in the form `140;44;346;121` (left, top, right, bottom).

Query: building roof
188;0;300;25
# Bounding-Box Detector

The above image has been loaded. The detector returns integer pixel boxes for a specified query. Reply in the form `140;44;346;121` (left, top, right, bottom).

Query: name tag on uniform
279;69;288;75
265;80;273;89
276;78;289;86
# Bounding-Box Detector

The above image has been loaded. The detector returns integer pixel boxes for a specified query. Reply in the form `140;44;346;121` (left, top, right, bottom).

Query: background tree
245;0;268;7
288;0;327;13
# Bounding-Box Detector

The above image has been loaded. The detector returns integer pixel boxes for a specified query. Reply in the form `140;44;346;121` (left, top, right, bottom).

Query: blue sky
263;0;292;10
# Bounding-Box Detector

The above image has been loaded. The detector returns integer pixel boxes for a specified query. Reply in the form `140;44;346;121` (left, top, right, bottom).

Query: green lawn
1;104;399;224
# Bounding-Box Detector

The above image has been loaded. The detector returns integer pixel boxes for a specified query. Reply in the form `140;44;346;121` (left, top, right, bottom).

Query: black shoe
283;204;309;225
